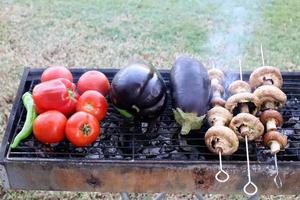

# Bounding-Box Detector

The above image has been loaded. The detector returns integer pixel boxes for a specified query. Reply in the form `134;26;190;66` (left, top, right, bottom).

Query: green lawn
1;0;300;69
0;0;300;199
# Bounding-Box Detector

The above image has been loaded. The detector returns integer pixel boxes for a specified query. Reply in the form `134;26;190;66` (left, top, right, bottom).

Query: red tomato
76;90;108;121
65;111;100;147
41;66;73;82
33;111;67;144
77;71;110;95
33;78;79;116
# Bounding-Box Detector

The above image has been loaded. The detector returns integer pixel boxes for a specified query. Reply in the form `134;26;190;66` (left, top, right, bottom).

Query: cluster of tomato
32;67;110;147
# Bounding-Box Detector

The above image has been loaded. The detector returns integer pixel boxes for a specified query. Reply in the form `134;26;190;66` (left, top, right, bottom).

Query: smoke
202;0;263;69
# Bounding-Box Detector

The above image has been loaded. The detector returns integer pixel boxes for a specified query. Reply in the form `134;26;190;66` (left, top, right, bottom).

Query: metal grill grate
5;68;300;163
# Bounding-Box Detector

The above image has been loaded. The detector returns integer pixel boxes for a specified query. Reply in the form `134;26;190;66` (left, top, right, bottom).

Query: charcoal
188;153;200;160
113;154;123;159
93;141;101;147
283;117;299;127
150;139;161;146
23;139;35;148
160;144;175;153
143;147;161;156
156;153;170;159
85;153;102;159
178;134;193;152
256;148;274;162
168;122;180;133
170;150;188;160
282;129;295;137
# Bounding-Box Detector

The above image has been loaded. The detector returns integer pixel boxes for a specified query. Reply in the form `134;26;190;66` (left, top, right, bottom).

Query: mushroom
208;69;224;85
229;113;264;141
207;106;232;126
228;80;251;95
211;82;224;96
205;126;239;155
211;97;226;107
225;92;260;116
249;66;283;89
209;71;225;106
263;130;287;154
253;85;287;110
260;109;283;132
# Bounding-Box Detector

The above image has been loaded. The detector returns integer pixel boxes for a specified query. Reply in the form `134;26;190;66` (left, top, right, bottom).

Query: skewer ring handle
243;181;258;196
215;169;229;183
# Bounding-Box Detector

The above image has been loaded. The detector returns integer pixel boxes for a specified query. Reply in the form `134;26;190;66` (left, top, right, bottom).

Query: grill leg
153;193;166;200
195;193;205;200
120;192;130;200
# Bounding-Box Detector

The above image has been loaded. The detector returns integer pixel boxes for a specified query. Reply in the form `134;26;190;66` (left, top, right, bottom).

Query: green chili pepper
10;92;37;148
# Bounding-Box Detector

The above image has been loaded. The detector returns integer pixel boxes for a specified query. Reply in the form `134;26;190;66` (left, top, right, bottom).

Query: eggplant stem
181;122;192;135
173;108;205;135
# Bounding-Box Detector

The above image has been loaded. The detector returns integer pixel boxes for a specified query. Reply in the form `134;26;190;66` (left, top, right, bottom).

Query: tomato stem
84;103;93;111
68;88;75;100
80;124;91;135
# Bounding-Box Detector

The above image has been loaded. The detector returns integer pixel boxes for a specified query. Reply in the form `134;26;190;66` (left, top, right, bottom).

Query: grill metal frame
0;68;299;194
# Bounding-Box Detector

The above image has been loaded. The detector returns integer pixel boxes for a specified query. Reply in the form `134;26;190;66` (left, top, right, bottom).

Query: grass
1;0;300;199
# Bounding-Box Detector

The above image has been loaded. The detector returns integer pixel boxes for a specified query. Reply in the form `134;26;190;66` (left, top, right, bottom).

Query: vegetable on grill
170;56;211;135
66;111;100;147
41;66;73;82
32;78;79;116
33;111;67;144
110;62;167;120
10;92;37;148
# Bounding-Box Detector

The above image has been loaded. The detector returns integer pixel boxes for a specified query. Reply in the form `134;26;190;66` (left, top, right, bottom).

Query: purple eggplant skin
171;56;211;135
110;62;167;120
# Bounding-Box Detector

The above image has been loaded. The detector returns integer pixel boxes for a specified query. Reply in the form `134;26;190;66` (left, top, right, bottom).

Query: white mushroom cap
228;80;251;94
205;126;239;155
253;85;287;110
207;106;233;126
225;92;260;115
229;113;264;141
208;69;224;82
249;66;283;89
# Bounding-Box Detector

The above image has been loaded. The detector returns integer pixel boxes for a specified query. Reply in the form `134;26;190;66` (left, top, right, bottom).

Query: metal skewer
260;43;265;66
243;136;258;196
239;59;243;81
210;61;229;183
215;150;229;183
239;60;258;195
274;153;283;188
260;44;283;188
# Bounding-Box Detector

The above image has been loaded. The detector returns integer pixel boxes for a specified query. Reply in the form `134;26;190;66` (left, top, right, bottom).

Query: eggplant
110;62;167;120
171;56;211;135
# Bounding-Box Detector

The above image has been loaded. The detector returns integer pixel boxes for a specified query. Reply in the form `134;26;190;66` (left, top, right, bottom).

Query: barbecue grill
0;68;299;194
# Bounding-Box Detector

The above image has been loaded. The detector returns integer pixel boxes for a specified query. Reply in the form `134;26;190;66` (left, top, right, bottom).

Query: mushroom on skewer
263;130;288;154
225;59;262;195
208;69;226;106
207;106;232;126
249;66;283;89
205;126;239;155
250;45;287;188
205;69;237;183
225;92;260;116
205;106;239;155
253;85;287;110
229;113;264;141
228;80;251;95
260;109;283;132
